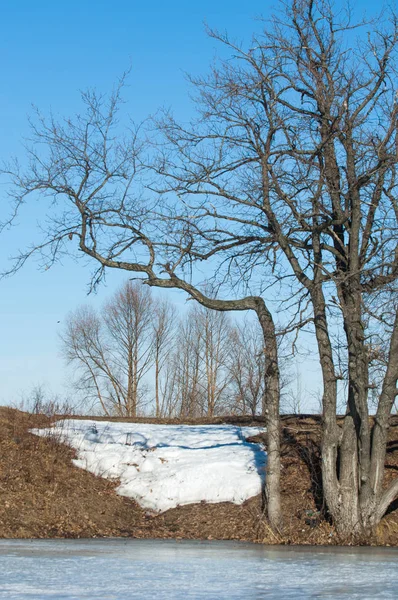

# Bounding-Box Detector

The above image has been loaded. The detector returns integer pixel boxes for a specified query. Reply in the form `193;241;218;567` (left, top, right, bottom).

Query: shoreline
1;407;397;546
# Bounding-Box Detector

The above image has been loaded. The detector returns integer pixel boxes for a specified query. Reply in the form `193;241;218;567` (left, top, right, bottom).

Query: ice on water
0;540;397;600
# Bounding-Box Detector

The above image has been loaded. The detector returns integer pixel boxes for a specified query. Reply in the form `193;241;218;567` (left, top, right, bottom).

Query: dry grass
0;407;397;545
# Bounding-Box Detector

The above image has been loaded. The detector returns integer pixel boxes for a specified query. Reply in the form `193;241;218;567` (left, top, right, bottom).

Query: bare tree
229;320;266;416
33;12;398;530
153;298;177;417
152;304;231;418
104;281;154;416
62;306;120;416
157;355;181;418
62;281;155;416
171;312;204;418
151;0;398;537
156;306;249;418
191;303;232;416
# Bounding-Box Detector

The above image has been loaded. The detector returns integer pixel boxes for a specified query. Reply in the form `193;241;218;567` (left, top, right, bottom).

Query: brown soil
0;407;397;545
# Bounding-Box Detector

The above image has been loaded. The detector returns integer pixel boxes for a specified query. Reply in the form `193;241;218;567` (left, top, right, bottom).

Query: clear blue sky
0;0;380;407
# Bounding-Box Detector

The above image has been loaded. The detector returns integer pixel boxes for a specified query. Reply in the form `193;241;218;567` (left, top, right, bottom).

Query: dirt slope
0;407;397;544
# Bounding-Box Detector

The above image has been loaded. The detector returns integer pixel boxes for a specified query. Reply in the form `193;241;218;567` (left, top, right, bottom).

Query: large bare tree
2;82;282;528
5;0;398;537
152;0;398;536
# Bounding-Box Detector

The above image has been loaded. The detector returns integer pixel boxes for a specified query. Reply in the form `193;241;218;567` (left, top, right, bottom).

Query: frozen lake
0;539;397;599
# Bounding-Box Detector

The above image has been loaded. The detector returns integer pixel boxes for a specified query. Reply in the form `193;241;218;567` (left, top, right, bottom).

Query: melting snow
31;421;266;512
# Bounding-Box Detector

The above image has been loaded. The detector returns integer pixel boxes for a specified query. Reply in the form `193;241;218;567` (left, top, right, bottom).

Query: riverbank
0;407;397;545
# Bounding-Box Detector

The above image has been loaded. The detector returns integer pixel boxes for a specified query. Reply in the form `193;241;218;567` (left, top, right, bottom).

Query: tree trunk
370;310;398;523
256;300;282;532
311;288;341;520
127;345;138;418
155;346;160;418
315;283;398;538
313;283;372;538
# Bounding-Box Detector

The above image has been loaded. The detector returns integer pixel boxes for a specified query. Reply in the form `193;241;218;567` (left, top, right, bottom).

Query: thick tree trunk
315;284;398;538
339;282;371;484
256;301;282;532
311;286;372;538
368;310;398;529
311;288;340;518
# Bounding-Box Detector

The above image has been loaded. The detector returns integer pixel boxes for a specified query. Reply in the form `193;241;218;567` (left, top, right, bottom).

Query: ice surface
31;421;266;511
0;539;397;600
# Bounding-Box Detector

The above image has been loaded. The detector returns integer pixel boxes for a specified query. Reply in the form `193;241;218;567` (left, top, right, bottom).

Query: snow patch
31;421;266;512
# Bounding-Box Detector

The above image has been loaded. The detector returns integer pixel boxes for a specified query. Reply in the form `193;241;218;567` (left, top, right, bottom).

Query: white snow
31;421;266;512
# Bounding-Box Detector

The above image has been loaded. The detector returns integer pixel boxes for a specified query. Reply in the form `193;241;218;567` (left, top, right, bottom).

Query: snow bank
31;421;266;512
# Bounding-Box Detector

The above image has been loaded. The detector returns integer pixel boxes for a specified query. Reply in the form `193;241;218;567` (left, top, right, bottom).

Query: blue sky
0;0;380;407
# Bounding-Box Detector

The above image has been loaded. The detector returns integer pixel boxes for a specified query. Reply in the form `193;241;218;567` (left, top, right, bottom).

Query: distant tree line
61;280;276;419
